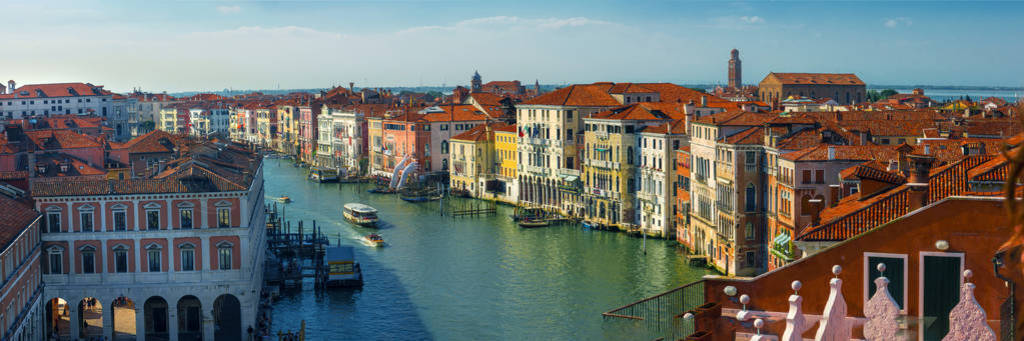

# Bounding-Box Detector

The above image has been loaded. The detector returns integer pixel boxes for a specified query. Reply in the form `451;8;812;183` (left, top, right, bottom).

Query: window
815;169;825;184
865;254;906;310
48;248;63;274
745;184;756;212
801;170;811;184
745;251;756;267
217;208;231;228
218;245;233;270
81;247;96;274
147;246;161;272
745;222;755;241
180;244;195;271
79;211;93;232
46;210;61;233
441;141;449;154
114;246;129;273
745;151;756;165
179;208;193;229
146;209;160;230
113;209;127;231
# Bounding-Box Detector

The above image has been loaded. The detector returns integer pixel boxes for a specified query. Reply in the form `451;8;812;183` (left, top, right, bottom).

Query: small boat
400;188;442;202
367;187;396;194
450;188;472;198
309;167;339;183
582;220;595;229
511;207;546;222
325;246;364;287
362;233;385;247
518;218;550;228
343;203;379;227
276;196;292;203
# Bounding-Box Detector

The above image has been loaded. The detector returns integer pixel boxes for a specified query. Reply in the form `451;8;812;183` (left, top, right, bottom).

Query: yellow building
580;103;686;230
449;123;505;199
158;107;181;133
276;102;301;155
493;124;519;203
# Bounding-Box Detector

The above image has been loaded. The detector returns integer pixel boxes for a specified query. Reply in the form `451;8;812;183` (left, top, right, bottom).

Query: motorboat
511;207;545;222
276;196;292;203
343;203;379;227
325;246;363;287
309;167;339;183
362;233;385;247
518;218;550;228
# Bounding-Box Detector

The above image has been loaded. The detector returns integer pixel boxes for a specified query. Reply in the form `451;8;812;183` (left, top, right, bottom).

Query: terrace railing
602;280;705;341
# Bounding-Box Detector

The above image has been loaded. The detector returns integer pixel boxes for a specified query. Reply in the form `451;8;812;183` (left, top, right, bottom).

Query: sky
1;0;1022;93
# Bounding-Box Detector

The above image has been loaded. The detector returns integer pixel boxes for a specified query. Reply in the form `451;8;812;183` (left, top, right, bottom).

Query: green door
922;255;961;340
868;256;905;310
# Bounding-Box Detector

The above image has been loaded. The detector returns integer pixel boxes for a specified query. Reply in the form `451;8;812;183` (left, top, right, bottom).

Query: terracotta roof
763;72;864;85
0;82;112;99
0;195;37;249
838;160;905;184
724;127;764;145
522;83;620;106
639;119;687;135
110;129;183;154
781;144;898;162
591;102;686;121
468;92;506;107
451;122;510;142
23;129;102;150
693;110;772;126
967;154;1008;182
33;153;106;177
493;124;517;133
419;104;493;122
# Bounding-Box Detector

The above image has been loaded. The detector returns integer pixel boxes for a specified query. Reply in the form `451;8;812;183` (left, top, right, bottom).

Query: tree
140;120;156;132
880;89;898;98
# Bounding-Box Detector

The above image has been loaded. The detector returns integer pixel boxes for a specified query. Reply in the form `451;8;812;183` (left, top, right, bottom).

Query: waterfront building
758;72;866;106
581;103;682;230
492;124;519;204
674;147;692;249
187;104;232;138
637;120;688;238
449;123;508;199
367;109;429;177
0;81;138;141
323;104;373;176
298;102;321;163
274;100;301;156
0;194;44;341
32;136;266;340
687;111;772;276
421;104;497;174
254;106;277;149
315;110;335;168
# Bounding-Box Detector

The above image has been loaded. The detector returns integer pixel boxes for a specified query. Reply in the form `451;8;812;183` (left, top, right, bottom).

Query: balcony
594;131;609;140
586;159;620;170
522;165;549;175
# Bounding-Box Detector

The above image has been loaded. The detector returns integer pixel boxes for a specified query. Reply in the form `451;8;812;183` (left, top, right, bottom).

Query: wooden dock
449;199;497;217
264;203;331;289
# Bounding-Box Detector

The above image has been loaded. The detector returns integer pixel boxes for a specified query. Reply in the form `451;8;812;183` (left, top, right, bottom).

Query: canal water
262;158;709;340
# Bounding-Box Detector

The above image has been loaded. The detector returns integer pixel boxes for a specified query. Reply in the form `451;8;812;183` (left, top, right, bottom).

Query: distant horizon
3;1;1022;93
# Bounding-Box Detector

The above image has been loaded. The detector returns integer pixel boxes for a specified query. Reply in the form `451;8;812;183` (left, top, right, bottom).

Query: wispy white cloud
739;16;764;24
884;17;911;28
216;5;241;14
399;16;615;34
706;15;766;30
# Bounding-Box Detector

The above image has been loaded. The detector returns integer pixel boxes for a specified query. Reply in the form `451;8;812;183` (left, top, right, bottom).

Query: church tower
471;71;482;92
728;49;741;88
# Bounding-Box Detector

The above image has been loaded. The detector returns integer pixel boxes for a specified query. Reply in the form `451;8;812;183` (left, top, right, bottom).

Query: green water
263;158;708;340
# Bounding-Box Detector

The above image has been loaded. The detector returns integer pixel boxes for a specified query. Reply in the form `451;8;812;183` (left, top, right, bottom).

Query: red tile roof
0;82;112;99
724;127;764;145
23;129;103;150
523;83;621;106
763;73;865;85
639;119;687;135
693;110;772;126
0;195;37;249
781;144;898;162
450;122;511;142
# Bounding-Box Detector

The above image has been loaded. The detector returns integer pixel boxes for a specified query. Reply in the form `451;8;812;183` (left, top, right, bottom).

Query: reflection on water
264;159;708;340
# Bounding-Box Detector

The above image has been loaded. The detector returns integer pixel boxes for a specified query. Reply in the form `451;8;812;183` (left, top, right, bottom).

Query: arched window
745;184;756;212
442;158;449;171
626;147;634;165
441;140;449;154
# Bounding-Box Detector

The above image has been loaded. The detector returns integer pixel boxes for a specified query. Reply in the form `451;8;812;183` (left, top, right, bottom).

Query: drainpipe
993;253;1015;340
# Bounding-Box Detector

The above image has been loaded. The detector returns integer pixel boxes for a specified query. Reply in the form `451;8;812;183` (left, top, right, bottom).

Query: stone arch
178;295;203;341
144;296;169;339
213;294;241;341
78;297;103;339
111;296;136;341
45;298;70;339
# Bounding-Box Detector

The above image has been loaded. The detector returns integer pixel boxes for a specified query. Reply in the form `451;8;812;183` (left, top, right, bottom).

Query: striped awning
772;232;791;246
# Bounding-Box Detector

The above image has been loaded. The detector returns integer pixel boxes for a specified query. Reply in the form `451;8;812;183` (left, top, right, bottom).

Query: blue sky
1;1;1021;92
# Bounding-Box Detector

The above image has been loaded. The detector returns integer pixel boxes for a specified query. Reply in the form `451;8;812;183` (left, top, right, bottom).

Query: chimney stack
7;80;14;93
827;145;836;160
700;96;707;107
906;154;935;211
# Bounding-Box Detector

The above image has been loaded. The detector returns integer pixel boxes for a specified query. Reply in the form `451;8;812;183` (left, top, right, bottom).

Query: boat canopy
326;246;355;263
344;203;378;213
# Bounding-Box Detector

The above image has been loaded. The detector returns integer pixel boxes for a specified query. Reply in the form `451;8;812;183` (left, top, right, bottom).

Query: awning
594;147;609;152
772;232;791;246
561;175;579;182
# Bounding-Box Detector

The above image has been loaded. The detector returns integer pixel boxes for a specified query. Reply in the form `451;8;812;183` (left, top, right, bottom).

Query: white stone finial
876;262;886;273
682;312;694;320
724;285;738;296
791;280;802;294
754;318;765;333
864;273;902;340
740;294;750;306
963;269;973;280
943;269;996;341
782;290;807;341
815;276;851;340
832;265;842;277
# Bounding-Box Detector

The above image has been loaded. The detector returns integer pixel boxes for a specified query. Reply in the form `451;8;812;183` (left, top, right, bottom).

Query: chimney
827;145;836;160
887;160;898;172
0;83;5;95
906;154;935;211
923;145;930;155
859;131;869;145
700;96;707;107
27;152;36;177
7;80;14;93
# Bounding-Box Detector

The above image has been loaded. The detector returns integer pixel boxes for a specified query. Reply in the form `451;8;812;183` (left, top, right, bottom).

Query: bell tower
471;71;482;92
728;49;741;89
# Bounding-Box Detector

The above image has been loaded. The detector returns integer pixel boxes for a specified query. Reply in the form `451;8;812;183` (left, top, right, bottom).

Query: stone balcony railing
692;264;995;341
